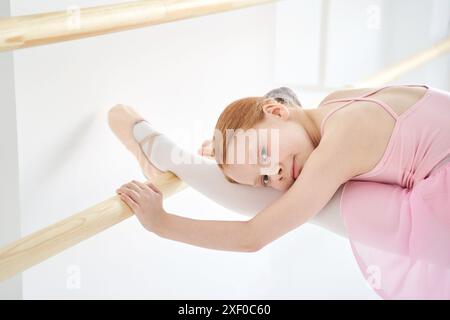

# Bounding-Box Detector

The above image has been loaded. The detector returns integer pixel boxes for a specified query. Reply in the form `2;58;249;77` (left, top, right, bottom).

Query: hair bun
263;87;301;107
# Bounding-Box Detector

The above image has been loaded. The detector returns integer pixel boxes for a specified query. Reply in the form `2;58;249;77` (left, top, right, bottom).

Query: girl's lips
292;156;296;179
292;155;301;180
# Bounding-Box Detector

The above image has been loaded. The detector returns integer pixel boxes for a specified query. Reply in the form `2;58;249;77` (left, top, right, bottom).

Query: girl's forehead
232;127;275;143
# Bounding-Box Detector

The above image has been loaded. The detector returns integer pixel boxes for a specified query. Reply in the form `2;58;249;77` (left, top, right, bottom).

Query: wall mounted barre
357;37;450;88
0;173;186;282
0;0;281;52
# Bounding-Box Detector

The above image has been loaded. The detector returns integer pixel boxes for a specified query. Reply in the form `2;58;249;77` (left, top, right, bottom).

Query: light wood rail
0;0;280;52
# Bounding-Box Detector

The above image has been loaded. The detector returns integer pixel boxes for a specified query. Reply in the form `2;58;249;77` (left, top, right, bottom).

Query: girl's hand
116;180;165;233
198;139;215;159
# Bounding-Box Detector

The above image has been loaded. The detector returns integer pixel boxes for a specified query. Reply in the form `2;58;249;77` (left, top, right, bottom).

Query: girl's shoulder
319;87;374;106
318;100;383;178
318;85;430;178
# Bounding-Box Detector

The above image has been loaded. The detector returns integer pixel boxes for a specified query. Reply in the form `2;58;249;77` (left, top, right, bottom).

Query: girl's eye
261;146;267;160
261;146;269;163
262;174;270;186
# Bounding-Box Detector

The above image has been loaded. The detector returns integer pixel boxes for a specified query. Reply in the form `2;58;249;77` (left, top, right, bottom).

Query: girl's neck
292;108;322;148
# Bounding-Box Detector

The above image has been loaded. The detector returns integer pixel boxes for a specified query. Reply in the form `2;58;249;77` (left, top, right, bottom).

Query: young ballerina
109;85;450;299
110;87;347;237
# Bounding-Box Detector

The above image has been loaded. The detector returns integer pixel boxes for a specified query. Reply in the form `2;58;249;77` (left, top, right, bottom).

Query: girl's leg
133;121;347;238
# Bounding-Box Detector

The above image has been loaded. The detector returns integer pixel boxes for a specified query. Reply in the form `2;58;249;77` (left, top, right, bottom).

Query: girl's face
222;103;316;191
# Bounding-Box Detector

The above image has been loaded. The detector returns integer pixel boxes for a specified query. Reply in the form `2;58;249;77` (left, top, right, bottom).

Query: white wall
275;0;449;101
381;0;450;87
2;0;447;299
0;0;23;300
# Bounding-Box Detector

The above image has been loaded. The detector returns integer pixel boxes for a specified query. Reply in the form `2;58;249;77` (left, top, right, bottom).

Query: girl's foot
108;104;165;181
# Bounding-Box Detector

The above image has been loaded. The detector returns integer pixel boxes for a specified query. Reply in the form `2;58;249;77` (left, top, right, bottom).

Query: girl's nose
270;165;290;191
270;165;284;183
276;166;283;181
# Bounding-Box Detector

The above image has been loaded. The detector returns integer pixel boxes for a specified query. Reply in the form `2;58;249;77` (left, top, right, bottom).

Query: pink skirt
341;162;450;299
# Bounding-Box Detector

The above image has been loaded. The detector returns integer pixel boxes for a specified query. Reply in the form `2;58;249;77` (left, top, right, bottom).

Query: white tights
133;121;347;238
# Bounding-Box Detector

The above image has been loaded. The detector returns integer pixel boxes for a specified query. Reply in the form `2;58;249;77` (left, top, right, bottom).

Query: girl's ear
262;103;290;120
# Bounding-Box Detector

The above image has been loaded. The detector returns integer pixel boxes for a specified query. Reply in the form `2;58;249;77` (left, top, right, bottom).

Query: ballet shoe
108;104;165;181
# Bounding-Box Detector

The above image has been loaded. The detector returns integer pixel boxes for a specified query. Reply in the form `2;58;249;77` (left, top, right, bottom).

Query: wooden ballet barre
1;37;449;283
0;173;186;282
355;37;450;88
0;0;280;52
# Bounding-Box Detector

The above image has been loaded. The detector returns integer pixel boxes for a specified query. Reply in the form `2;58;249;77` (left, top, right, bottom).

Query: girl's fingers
124;181;142;193
200;139;214;157
133;180;149;191
116;181;141;194
120;193;138;211
115;180;157;201
146;182;162;196
119;186;140;202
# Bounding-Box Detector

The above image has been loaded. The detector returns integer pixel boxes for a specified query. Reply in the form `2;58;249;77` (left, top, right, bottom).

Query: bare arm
156;214;255;252
248;140;354;250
